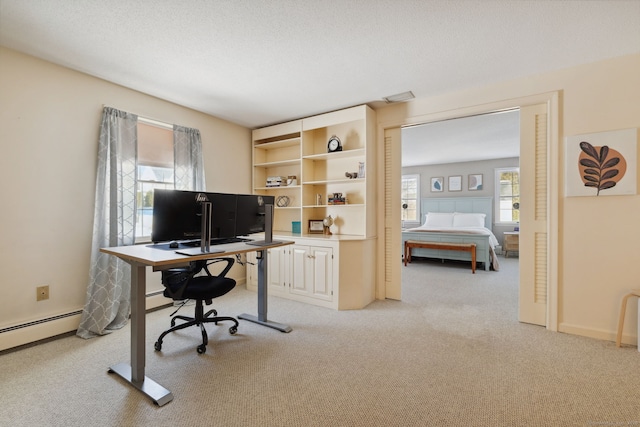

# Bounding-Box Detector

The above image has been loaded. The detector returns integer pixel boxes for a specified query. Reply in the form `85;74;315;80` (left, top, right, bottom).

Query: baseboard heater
0;289;172;336
0;310;83;335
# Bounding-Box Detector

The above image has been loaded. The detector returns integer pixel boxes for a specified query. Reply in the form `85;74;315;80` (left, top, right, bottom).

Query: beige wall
378;53;640;344
0;47;251;348
2;45;638;349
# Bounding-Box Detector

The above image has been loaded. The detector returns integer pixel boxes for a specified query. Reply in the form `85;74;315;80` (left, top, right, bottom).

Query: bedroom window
136;119;175;241
401;174;420;225
495;167;520;223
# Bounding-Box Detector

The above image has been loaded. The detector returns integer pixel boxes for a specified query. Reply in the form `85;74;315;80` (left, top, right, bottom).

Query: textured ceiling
1;0;639;166
402;109;520;167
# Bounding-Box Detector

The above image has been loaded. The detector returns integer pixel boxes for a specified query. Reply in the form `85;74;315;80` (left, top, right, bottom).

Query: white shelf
254;159;300;168
254;137;300;150
303;178;365;185
302;148;365;161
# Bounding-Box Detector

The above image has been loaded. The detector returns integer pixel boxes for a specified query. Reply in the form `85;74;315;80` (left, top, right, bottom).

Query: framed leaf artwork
565;128;637;197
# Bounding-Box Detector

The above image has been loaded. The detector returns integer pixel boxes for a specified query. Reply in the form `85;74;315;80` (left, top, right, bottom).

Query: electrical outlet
36;285;49;301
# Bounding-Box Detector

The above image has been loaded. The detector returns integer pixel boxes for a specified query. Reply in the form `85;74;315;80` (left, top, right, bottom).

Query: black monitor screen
236;194;274;236
151;189;238;243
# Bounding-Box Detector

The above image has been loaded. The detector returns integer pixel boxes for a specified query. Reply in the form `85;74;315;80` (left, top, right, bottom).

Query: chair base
155;299;239;354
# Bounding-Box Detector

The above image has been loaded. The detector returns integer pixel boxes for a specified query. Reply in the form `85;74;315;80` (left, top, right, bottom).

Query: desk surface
101;240;293;268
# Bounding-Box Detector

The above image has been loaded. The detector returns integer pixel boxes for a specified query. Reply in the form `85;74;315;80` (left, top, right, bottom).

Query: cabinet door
309;246;333;301
267;246;289;291
290;245;310;296
246;251;258;287
290;245;333;301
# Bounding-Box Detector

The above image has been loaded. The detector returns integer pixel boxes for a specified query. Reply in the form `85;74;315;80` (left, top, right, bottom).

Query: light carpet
1;257;638;426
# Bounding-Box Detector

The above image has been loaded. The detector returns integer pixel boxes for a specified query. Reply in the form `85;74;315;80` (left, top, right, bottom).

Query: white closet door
518;103;549;326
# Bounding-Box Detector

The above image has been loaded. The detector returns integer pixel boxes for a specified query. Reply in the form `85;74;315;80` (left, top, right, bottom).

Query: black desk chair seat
154;258;239;354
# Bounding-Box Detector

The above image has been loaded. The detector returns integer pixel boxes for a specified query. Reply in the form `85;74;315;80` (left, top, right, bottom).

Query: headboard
421;197;493;229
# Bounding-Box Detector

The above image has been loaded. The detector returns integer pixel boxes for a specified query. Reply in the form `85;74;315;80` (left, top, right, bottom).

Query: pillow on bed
423;212;455;227
452;213;486;228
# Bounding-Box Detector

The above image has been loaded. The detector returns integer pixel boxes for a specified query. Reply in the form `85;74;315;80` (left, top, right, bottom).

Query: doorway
379;94;558;330
399;110;521;316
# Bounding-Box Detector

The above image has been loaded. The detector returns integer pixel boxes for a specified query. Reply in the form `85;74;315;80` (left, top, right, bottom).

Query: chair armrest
202;257;235;278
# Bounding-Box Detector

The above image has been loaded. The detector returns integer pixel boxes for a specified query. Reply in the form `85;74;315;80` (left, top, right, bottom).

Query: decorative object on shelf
276;195;290;207
345;171;358;179
430;176;444;192
328;193;346;205
316;193;322;205
448;175;462;192
286;175;297;186
309;219;324;234
323;215;334;235
266;176;287;187
468;174;483;191
358;161;365;178
291;221;301;234
327;135;342;153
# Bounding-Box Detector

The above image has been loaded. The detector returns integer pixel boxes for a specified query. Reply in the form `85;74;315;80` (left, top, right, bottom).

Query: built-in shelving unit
249;105;377;310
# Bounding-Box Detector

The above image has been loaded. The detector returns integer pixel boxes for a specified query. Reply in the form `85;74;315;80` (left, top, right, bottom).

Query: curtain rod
103;105;174;130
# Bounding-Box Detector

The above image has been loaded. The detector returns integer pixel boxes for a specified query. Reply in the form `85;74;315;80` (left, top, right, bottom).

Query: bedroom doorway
382;95;557;329
398;109;521;309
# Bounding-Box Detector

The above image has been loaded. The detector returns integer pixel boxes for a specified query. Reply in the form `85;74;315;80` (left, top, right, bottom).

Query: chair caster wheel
229;326;238;335
154;341;162;351
197;344;207;354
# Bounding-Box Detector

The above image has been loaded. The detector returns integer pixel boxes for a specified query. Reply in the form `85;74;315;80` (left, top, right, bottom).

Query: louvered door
519;103;548;326
383;127;402;300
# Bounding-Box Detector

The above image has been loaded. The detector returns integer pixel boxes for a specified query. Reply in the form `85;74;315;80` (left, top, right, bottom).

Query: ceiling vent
383;91;415;104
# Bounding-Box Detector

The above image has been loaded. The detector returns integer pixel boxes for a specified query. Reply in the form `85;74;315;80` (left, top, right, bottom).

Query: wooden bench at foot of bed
404;240;477;273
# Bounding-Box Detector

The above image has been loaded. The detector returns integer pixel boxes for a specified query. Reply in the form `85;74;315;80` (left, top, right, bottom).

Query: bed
402;197;499;271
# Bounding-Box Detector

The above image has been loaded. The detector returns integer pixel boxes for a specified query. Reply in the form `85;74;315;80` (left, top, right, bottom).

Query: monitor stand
246;203;283;246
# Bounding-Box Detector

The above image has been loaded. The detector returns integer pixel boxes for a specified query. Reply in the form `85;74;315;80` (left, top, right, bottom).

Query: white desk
101;240;293;406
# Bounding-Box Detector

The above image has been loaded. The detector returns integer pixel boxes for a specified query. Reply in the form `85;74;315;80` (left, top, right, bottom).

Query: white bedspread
404;226;500;249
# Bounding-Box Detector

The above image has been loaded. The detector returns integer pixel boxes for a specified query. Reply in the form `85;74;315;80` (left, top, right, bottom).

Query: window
495;167;520;223
136;120;174;241
401;174;420;224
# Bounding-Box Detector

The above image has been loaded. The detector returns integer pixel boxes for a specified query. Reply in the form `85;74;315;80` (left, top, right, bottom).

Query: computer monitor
151;189;238;243
235;194;275;236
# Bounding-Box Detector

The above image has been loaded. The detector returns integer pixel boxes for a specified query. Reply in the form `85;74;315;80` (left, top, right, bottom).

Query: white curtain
77;111;206;339
77;107;138;338
174;125;205;191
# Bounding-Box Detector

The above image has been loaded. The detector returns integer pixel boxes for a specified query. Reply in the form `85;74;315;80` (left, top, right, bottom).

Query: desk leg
239;248;292;333
108;262;173;406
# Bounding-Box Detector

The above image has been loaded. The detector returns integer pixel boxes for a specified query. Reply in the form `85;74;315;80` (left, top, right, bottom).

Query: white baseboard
559;322;638;346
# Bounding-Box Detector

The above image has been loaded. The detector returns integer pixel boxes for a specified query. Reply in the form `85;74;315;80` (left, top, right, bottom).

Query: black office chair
154;258;239;354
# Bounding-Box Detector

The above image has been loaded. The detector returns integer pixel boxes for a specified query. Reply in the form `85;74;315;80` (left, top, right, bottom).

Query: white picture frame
565;128;637;197
468;174;483;191
448;175;462;192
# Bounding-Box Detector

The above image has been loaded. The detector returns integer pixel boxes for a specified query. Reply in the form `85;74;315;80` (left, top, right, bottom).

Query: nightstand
503;231;519;258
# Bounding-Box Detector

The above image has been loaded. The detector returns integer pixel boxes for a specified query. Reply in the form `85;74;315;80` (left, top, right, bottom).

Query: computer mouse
169;241;179;248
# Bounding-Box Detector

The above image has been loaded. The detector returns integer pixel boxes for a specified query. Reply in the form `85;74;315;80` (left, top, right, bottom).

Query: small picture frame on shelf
469;174;483;191
430;177;444;192
448;175;462;192
308;220;324;234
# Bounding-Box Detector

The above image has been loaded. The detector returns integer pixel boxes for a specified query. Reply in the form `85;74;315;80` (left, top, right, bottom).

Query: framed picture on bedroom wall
469;174;483;191
448;175;462;191
430;177;444;192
